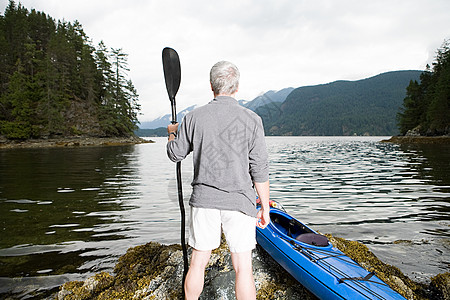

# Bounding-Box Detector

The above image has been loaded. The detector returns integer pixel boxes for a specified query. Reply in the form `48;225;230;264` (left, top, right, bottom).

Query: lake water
0;136;449;298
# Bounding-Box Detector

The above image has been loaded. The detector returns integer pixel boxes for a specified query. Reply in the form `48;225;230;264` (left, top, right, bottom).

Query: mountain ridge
137;70;422;136
140;88;293;129
258;70;422;136
140;105;198;129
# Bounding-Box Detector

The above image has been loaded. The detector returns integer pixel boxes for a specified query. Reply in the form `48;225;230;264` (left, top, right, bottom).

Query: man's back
168;95;268;217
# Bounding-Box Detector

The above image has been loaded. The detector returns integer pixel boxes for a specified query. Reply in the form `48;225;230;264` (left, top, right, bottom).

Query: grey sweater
167;96;269;217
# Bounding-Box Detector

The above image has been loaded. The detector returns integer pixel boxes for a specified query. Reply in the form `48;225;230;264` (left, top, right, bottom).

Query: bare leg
231;251;256;300
184;249;211;300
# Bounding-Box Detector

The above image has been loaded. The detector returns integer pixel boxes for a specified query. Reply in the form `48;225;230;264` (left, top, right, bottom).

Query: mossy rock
58;242;185;299
57;239;315;300
381;136;450;144
57;237;448;300
324;234;449;300
58;272;114;299
429;272;450;300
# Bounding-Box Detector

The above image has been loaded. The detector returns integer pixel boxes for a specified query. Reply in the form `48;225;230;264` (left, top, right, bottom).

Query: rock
429;272;450;300
253;246;315;300
406;126;422;137
57;272;113;299
380;136;450;144
57;239;315;300
57;236;449;300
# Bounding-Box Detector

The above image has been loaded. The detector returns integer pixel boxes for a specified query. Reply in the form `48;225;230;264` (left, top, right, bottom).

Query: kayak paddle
162;47;188;295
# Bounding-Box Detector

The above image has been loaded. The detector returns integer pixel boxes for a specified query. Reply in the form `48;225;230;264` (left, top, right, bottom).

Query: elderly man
167;61;270;300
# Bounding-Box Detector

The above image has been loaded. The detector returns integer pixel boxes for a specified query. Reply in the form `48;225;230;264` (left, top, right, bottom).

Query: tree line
397;41;450;136
0;1;140;139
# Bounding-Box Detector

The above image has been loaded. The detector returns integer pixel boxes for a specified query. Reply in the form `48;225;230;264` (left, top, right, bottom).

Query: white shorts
188;207;257;253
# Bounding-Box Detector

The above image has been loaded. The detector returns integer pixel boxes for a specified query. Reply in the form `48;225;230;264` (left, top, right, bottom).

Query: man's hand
256;206;270;229
254;180;270;229
167;123;179;141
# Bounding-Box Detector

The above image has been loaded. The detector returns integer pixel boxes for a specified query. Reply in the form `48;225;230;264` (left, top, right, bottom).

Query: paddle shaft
172;106;189;289
162;47;188;296
171;97;177;125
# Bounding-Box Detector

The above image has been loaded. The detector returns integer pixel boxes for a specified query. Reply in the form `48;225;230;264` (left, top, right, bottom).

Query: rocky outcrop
381;136;450;144
57;238;315;300
57;236;449;300
325;235;449;300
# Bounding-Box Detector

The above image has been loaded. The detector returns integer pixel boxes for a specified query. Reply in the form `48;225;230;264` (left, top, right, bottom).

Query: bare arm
255;180;270;229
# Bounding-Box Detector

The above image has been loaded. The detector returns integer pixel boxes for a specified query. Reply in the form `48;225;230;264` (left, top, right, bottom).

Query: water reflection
0;145;142;296
397;143;450;192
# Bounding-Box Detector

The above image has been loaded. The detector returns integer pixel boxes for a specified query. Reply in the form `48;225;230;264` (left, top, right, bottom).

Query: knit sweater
167;96;269;217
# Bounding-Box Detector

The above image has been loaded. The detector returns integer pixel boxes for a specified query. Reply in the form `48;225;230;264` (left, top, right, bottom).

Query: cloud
2;0;449;122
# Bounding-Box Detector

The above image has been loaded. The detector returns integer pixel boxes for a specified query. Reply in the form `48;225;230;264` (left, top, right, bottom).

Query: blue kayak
256;206;406;300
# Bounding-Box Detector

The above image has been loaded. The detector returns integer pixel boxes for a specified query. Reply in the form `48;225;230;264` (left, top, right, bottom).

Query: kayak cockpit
270;210;329;247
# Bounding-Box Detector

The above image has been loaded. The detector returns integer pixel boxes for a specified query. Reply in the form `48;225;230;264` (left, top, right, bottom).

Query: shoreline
3;135;450;149
381;136;450;144
0;136;154;149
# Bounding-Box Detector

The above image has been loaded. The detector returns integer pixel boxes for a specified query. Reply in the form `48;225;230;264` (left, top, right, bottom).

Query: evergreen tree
0;0;141;139
95;41;113;104
397;80;423;134
398;40;450;135
102;47;139;136
427;42;450;134
1;59;33;138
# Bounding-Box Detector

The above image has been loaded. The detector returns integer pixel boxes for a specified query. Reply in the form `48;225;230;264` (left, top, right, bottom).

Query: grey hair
210;61;240;95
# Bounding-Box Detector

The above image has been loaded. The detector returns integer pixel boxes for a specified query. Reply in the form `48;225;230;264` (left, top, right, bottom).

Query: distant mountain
243;88;294;111
257;70;422;136
140;105;197;129
139;88;293;129
135;127;167;137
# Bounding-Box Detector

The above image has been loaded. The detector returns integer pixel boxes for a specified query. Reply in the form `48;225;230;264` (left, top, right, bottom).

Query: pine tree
1;59;33;138
397;41;450;136
397;80;423;135
102;47;138;136
427;42;450;134
0;0;141;139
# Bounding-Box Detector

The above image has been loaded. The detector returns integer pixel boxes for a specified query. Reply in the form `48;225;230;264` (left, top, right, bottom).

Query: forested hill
397;41;450;136
257;70;422;136
0;1;140;140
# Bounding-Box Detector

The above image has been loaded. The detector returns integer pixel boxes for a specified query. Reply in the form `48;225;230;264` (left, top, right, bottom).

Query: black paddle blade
162;47;181;101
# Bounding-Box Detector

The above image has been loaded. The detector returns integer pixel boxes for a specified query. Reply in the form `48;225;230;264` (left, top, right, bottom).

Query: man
167;61;270;300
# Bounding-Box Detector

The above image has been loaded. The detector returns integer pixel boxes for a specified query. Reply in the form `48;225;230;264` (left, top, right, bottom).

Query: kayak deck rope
285;238;360;267
293;243;350;263
280;236;392;299
338;271;375;284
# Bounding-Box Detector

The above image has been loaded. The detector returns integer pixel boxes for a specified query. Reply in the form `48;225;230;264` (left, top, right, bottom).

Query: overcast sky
2;0;449;122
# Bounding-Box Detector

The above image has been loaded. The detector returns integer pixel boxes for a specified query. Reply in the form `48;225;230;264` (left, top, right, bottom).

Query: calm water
0;136;449;298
